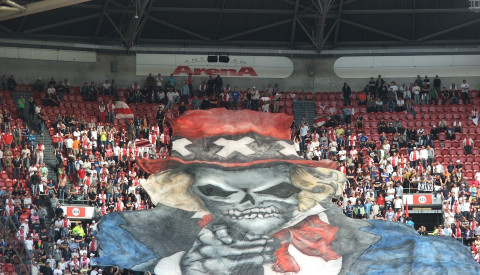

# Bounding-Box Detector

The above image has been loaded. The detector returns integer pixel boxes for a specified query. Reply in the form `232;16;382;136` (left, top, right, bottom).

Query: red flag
405;200;409;218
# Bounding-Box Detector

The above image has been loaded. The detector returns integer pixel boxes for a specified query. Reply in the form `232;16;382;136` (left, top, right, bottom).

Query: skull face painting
191;166;300;236
93;109;480;275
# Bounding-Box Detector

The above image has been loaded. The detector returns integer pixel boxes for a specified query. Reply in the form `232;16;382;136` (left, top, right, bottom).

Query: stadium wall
1;53;479;92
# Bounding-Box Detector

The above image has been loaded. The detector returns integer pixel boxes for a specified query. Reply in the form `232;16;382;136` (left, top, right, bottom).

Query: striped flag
115;101;134;119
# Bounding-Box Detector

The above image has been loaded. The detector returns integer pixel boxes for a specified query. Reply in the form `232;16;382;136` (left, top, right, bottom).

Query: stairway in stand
10;92;57;182
293;100;317;128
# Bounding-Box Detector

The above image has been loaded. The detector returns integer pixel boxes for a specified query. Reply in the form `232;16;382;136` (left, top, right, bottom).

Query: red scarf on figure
198;214;340;273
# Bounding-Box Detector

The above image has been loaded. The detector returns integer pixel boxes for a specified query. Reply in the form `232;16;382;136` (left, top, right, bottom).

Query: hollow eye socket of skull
192;167;300;199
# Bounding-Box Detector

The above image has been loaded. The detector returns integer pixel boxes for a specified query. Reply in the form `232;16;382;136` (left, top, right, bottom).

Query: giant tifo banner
93;110;480;274
136;54;294;78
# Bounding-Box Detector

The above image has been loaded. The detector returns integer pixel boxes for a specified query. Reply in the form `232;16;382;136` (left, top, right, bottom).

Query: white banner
136;54;294;78
417;182;434;192
334;55;480;78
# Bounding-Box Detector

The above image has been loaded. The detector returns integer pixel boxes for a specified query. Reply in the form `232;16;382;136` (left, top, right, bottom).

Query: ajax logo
72;208;81;216
418;196;427;204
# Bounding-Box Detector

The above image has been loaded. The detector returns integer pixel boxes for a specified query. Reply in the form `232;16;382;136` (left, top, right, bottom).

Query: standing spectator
433;75;441;96
165;88;175;110
461;79;470;104
107;100;115;124
419;146;428;168
251;86;260;111
155;73;163;93
12;155;22;180
342;83;351;106
17;95;25;120
206;75;215;97
102;80;112;95
180;80;189;104
375;75;385;98
198;81;207;98
214;75;223;96
231;86;240;110
167;73;176;88
34;77;45;92
409;147;419;167
187;72;194;97
464;135;474;155
98;101;106;124
145;73;155;93
7;75;16;91
299;122;309;152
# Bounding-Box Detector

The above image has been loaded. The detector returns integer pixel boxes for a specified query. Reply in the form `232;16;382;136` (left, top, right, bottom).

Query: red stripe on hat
173;109;293;140
137;157;338;174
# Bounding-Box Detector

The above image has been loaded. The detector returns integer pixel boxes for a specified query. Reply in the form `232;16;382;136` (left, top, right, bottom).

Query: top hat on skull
138;109;347;235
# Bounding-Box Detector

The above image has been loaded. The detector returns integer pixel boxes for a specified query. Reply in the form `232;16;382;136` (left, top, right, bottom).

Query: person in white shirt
434;162;444;175
419;146;428;168
412;84;421;105
338;146;347;163
461;79;470;104
47;84;56;95
102;80;112;95
166;88;175;110
156;73;163;92
53;264;63;275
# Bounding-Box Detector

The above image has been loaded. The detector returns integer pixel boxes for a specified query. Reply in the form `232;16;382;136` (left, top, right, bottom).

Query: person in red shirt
3;130;13;149
78;167;87;185
377;192;386;215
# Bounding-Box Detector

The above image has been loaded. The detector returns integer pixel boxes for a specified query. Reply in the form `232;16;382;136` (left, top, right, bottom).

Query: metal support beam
296;18;320;51
417;18;480;41
333;0;344;46
93;0;111;40
0;24;13;33
281;0;316;13
104;13;127;42
4;0;25;11
23;13;100;34
289;0;300;47
331;0;356;10
124;0;151;49
134;0;155;45
150;7;294;14
218;18;292;42
320;18;338;48
341;18;409;42
147;16;211;42
16;15;26;32
314;0;331;50
0;6;18;11
213;0;226;40
0;0;93;21
411;0;416;41
341;8;472;14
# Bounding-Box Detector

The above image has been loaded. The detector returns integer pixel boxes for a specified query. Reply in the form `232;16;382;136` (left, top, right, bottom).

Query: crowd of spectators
1;72;479;273
294;74;480;263
0;72;284;274
124;73;283;113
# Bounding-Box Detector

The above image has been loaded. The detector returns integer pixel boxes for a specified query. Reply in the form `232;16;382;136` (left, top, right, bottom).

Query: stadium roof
0;0;479;55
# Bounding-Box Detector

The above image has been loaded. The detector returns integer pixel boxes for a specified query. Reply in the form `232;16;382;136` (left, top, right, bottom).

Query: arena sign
136;54;294;78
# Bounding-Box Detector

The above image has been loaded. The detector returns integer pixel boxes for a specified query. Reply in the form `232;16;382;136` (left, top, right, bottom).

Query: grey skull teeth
223;206;280;220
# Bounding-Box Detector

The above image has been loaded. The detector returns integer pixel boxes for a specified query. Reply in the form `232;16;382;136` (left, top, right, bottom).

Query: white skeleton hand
181;224;278;275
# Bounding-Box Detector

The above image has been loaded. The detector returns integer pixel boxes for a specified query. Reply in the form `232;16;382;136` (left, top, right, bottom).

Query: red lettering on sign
172;66;258;77
172;66;192;75
237;67;258;77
